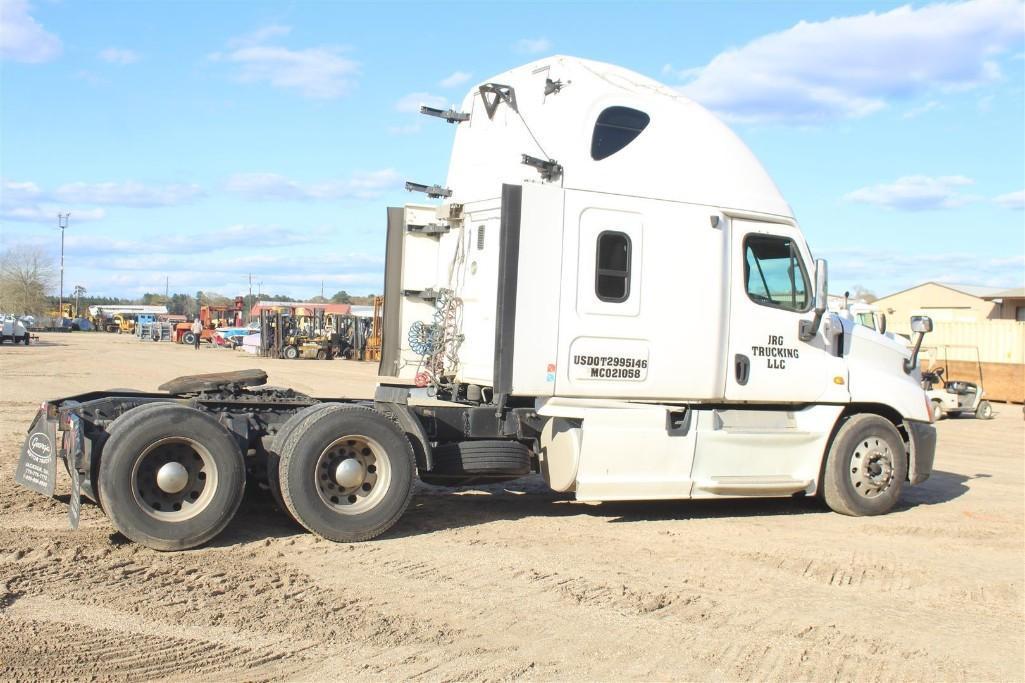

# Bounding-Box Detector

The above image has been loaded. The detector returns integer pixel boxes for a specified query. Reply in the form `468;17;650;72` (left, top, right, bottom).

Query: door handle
735;354;750;385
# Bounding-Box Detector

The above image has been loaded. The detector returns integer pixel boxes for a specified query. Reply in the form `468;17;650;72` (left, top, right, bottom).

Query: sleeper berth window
595;231;631;302
591;106;650;160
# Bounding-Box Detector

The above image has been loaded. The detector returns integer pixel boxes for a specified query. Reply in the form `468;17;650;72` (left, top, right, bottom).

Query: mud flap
15;409;57;497
67;413;83;530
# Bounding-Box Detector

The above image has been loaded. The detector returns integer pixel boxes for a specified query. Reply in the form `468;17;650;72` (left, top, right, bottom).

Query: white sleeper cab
17;56;936;551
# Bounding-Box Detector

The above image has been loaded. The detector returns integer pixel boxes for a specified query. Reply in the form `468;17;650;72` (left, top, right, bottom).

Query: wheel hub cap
334;458;365;488
315;435;391;515
156;461;189;494
850;438;895;498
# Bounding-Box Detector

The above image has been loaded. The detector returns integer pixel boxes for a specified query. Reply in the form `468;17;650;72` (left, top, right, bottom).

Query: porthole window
591;106;650;160
595;231;631;302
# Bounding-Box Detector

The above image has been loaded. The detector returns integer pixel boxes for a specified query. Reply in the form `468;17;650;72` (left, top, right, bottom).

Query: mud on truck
16;56;937;551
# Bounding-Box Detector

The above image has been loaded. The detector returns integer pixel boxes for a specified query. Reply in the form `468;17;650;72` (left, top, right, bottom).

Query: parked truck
15;56;936;551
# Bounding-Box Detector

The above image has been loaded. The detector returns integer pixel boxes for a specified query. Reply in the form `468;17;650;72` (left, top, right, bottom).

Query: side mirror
904;315;933;374
878;312;887;335
814;259;828;314
911;315;933;334
799;259;828;341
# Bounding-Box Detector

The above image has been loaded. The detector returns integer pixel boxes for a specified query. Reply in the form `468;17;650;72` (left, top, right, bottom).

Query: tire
283;345;299;360
182;332;196;346
316;349;327;360
278;406;415;542
822;414;907;517
266;403;347;521
931;400;944;421
432;440;531;475
97;403;246;550
976;401;994;420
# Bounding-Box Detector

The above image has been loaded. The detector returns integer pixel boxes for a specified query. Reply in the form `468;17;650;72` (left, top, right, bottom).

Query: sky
1;0;1023;300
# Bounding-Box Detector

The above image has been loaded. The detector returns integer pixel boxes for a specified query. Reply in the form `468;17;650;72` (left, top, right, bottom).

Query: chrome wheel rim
131;437;217;521
848;437;895;499
315;435;390;514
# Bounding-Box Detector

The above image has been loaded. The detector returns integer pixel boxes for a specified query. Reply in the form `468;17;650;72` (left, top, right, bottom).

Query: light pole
57;212;70;319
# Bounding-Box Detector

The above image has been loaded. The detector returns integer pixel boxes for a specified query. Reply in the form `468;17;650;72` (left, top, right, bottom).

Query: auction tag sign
15;410;57;497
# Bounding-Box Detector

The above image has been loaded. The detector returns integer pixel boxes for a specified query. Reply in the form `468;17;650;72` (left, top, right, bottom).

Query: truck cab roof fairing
444;55;793;219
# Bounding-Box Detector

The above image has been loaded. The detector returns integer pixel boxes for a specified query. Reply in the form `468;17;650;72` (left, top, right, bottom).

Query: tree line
0;245;378;317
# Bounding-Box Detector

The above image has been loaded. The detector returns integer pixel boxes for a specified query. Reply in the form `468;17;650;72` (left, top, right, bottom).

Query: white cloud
63;224;329;256
228;24;292;48
843;175;979;210
676;0;1025;124
211;27;358;99
0;179;106;223
440;70;472;88
226;169;400;201
0;0;62;63
994;189;1025;210
902;100;940;119
822;248;1025;293
514;37;551;55
395;91;448;113
98;47;139;65
54;181;204;207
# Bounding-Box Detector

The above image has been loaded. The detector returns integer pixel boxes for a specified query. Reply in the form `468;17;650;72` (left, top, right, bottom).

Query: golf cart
921;345;993;420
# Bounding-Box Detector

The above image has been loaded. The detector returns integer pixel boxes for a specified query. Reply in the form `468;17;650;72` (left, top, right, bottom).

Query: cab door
725;219;845;403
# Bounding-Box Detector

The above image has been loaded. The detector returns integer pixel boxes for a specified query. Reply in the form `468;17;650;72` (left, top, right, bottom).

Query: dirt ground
1;332;1022;681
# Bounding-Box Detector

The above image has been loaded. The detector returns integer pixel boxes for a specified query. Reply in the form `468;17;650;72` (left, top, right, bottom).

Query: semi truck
15;56;937;551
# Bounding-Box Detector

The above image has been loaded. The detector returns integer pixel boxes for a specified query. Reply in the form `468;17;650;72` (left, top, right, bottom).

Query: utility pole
248;274;253;323
321;280;325;299
57;213;70;318
165;276;169;300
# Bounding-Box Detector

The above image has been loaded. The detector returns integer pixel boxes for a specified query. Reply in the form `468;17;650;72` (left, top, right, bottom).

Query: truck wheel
182;331;196;346
283;345;299;360
977;401;994;420
278;406;415;542
822;414;907;517
931;400;944;421
266;403;346;520
98;403;245;550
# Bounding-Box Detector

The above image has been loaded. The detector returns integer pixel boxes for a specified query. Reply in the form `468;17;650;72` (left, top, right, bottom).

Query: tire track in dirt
0;613;296;682
266;527;973;681
0;529;465;679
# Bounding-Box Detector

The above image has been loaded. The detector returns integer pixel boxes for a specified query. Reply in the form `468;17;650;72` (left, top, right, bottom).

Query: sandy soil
1;332;1022;681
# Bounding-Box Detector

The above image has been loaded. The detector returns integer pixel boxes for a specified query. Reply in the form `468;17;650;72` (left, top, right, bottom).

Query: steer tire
822;414;907;517
278;406;415;542
266;402;347;522
421;441;532;486
976;401;994;420
98;403;245;551
182;332;196;346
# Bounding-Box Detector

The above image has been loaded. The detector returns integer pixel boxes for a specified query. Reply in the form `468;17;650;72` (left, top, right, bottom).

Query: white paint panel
508;183;565;396
724;219;848;403
689;404;843;496
574;405;696;501
556;190;729;400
